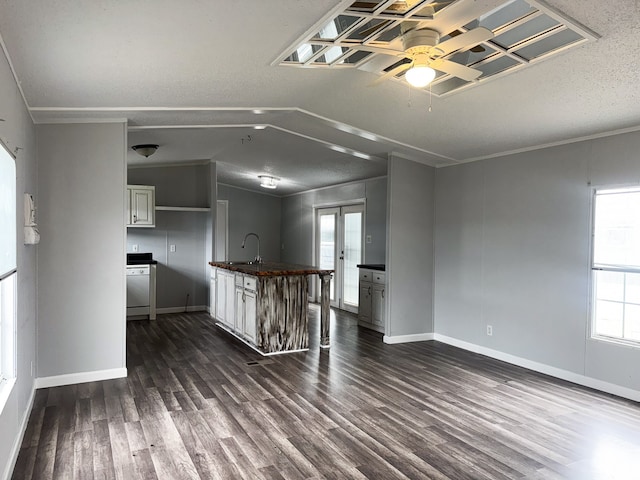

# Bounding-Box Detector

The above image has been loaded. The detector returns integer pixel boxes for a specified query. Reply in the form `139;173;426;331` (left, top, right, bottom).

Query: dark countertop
210;261;333;277
357;264;385;271
127;253;157;265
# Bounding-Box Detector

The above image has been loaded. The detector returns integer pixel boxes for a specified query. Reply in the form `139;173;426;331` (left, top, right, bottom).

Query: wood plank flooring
11;306;640;479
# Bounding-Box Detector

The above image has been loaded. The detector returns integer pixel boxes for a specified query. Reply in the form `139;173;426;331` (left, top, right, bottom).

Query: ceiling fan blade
430;58;481;81
370;62;412;86
358;19;392;37
434;0;504;35
435;27;493;56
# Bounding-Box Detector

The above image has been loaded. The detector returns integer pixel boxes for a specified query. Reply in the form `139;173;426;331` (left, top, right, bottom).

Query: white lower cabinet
358;268;386;333
243;290;257;343
215;269;235;329
209;269;216;318
211;267;257;344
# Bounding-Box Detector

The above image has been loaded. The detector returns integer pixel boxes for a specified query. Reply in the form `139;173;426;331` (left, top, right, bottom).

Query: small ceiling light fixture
259;175;279;189
131;144;159;158
405;54;436;88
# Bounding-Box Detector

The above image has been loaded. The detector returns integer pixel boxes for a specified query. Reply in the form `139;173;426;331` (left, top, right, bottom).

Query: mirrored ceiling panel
277;0;597;96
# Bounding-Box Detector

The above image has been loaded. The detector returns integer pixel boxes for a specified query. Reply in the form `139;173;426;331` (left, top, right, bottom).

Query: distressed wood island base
209;261;333;355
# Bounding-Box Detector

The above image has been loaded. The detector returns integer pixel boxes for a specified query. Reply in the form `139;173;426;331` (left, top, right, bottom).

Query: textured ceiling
0;0;639;195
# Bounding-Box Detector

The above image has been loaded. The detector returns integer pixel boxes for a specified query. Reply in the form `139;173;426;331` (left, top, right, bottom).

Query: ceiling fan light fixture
131;144;159;158
259;175;279;189
405;64;436;88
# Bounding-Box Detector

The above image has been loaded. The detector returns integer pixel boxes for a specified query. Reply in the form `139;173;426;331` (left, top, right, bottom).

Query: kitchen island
209;261;333;355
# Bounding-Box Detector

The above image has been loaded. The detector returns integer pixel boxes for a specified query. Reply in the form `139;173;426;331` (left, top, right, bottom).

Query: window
591;187;640;345
0;142;16;412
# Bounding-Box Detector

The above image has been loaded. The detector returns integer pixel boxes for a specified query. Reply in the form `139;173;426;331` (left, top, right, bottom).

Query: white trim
155;305;208;314
128;159;212;169
2;384;35;480
35;367;127;389
433;334;640;402
456;124;640;165
0;31;33;123
286;176;387;198
34;118;128;125
383;333;435;344
156;206;211;212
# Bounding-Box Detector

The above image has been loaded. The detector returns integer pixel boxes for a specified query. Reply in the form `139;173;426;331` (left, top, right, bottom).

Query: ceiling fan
347;0;496;87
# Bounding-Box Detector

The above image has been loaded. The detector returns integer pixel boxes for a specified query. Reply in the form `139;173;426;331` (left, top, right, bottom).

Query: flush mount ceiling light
131;144;159;158
259;175;279;189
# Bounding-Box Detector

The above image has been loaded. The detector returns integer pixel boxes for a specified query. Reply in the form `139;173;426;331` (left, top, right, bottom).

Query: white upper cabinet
127;185;155;227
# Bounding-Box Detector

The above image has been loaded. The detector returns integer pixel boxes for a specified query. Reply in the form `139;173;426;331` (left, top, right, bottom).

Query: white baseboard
3;384;35;480
35;367;127;389
434;334;640;402
383;332;435;344
156;305;208;314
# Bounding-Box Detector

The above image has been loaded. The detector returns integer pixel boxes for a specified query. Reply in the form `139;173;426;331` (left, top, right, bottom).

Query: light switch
132;244;139;252
366;235;372;244
170;244;176;252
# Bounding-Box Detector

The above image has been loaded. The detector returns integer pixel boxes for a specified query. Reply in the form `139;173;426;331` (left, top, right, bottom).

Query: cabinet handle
381;289;384;299
133;214;137;223
368;286;371;295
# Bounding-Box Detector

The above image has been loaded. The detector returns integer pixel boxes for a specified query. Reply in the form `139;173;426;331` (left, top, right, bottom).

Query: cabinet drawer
244;276;257;291
373;272;386;285
235;274;244;287
359;269;372;282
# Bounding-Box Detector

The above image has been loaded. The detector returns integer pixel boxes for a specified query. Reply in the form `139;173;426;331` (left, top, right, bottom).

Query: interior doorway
316;204;364;313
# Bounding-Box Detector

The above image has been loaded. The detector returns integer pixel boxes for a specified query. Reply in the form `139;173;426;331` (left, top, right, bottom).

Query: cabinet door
128;186;155;227
209;277;216;319
215;272;226;322
225;273;235;329
235;287;244;334
244;290;257;343
372;284;385;326
359;283;372;321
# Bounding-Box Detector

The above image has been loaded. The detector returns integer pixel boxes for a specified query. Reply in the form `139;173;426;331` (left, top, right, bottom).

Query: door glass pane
319;214;336;300
343;212;362;307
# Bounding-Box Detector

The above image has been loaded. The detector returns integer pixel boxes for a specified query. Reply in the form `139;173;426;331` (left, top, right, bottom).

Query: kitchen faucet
241;232;261;263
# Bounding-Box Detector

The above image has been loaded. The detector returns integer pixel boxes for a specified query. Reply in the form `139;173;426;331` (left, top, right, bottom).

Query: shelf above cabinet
155;206;211;212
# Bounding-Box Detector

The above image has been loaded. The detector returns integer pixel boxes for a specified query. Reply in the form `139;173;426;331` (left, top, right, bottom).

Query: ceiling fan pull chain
428;83;433;113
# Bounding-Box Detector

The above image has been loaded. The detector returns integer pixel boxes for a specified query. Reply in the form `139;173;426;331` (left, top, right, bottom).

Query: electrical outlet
132;244;139;252
366;235;372;244
170;244;176;252
487;325;493;336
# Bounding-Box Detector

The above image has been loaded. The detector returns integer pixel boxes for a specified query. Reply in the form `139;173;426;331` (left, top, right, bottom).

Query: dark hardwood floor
11;306;640;479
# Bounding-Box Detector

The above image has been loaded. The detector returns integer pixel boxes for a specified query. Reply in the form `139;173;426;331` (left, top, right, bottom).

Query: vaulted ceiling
0;0;638;195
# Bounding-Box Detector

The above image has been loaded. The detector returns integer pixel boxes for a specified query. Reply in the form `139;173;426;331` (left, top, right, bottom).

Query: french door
316;204;364;313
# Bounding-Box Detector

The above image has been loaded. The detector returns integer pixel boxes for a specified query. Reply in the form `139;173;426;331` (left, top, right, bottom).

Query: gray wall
0;47;38;480
128;165;211;309
386;158;435;338
217;184;282;262
37;123;127;378
434;130;640;392
280;177;387;265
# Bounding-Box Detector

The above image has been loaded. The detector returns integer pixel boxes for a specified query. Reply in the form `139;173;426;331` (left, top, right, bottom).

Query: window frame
590;185;640;347
0;140;17;414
